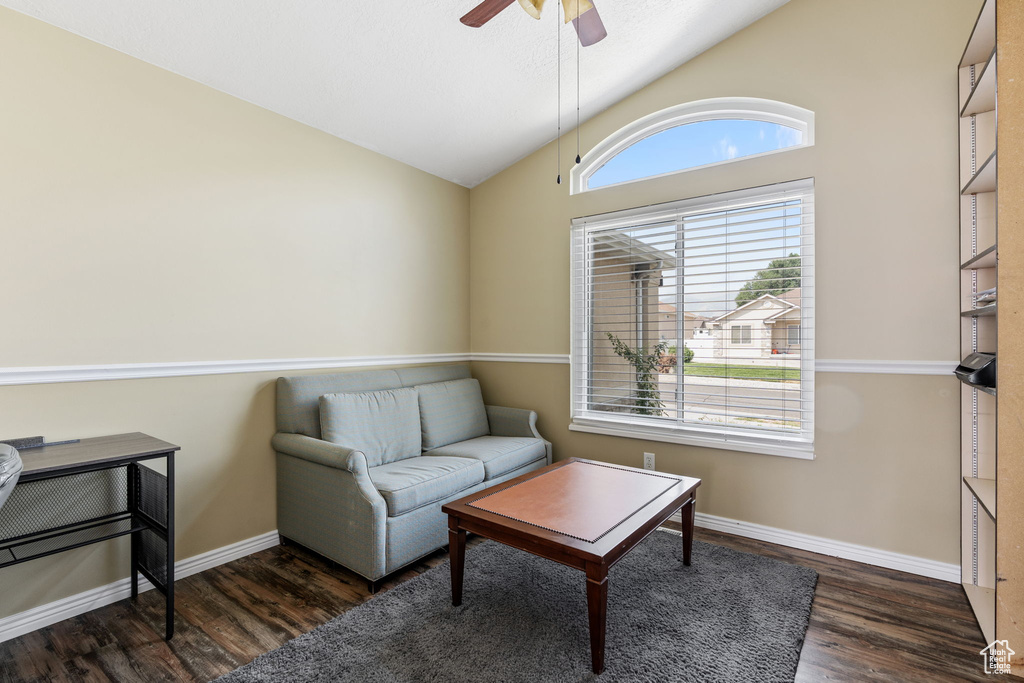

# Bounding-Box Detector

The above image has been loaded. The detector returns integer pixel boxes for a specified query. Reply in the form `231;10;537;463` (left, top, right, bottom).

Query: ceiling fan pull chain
556;6;562;185
575;0;581;166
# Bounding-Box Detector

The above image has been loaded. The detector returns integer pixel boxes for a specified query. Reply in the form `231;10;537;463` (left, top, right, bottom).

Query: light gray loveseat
273;364;551;589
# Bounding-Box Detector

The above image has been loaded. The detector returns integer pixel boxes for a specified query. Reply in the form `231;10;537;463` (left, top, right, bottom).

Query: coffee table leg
586;565;608;675
448;517;466;607
682;495;695;566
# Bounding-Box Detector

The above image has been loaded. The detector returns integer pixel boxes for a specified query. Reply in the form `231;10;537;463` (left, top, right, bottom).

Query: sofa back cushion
319;388;422;467
276;364;471;439
416;378;490;450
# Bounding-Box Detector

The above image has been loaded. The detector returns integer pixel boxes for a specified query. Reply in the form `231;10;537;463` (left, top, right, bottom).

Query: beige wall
0;7;468;619
1;8;469;366
469;0;979;563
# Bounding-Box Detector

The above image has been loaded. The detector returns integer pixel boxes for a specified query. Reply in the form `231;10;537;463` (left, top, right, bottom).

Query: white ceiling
2;0;789;187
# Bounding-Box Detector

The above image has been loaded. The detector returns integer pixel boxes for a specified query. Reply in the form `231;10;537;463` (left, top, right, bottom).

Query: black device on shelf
955;352;996;389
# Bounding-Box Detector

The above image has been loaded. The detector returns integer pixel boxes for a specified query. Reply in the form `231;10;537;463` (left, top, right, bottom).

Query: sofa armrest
271;432;369;475
273;432;388;579
486;405;543;439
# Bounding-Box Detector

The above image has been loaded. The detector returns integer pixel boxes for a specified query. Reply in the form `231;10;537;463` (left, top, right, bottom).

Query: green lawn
680;362;801;381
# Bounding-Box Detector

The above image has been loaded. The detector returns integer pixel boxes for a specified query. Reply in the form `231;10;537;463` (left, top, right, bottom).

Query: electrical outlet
643;452;655;470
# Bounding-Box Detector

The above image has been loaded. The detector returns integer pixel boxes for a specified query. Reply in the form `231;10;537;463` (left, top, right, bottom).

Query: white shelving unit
963;476;996;518
961;304;996;318
960;50;996;117
958;0;998;650
961;151;997;195
961;244;997;270
954;4;1024;666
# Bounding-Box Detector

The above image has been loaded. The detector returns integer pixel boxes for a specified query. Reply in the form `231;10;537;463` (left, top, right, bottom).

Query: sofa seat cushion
426;436;546;480
368;456;484;516
415;378;490;450
319;387;421;468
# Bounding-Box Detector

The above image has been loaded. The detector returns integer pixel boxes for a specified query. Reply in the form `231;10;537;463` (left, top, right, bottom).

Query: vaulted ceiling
2;0;789;187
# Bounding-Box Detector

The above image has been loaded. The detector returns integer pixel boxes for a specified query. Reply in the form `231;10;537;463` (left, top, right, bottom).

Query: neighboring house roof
764;305;801;323
657;303;707;320
765;288;801;323
778;287;802;305
709;292;798;324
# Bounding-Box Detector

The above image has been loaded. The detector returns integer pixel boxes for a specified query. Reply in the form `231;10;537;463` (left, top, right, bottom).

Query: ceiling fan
461;0;608;46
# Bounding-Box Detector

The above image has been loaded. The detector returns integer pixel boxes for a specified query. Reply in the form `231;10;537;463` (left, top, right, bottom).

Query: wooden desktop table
0;433;180;639
443;458;701;675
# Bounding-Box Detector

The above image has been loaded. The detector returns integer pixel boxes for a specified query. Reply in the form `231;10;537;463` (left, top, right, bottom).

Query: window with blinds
570;179;815;458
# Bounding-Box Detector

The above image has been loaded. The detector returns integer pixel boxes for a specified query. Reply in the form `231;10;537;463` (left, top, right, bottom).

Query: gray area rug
218;531;817;682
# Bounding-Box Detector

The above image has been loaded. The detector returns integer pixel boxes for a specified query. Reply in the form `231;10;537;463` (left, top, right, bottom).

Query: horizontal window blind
571;179;814;452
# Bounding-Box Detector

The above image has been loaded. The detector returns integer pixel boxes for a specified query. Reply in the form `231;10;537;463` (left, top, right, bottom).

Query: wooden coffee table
442;458;701;675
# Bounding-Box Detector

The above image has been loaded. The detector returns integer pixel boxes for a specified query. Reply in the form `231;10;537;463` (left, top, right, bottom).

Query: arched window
572;98;814;194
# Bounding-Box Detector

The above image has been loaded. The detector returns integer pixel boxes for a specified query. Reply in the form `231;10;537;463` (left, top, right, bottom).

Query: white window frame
571;97;815;195
569;179;815;460
731;325;752;345
788;324;801;345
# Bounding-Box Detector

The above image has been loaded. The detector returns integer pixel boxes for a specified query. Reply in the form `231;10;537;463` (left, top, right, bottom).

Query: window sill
568;418;815;460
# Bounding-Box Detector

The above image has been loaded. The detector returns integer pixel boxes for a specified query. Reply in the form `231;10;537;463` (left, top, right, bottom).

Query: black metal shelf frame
0;446;176;639
0;513;144;566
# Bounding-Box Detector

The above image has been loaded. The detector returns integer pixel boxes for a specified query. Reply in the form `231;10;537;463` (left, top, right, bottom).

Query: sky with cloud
588;119;802;189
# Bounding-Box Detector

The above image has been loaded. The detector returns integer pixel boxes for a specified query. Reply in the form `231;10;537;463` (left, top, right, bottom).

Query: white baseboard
673;511;959;583
0;530;280;643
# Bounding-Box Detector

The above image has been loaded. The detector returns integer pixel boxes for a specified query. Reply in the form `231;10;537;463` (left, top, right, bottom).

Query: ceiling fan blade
516;0;545;20
560;0;593;23
461;0;517;27
572;0;607;46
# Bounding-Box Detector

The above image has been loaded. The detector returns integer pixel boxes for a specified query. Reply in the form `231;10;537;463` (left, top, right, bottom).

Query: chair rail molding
0;355;957;386
0;354;474;386
814;359;958;375
468;353;571;364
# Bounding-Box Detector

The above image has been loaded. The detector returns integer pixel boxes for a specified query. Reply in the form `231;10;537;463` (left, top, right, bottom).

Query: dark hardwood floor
0;525;992;682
